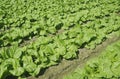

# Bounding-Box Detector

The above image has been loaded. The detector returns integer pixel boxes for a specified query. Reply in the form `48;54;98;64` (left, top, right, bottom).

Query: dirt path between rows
28;32;120;79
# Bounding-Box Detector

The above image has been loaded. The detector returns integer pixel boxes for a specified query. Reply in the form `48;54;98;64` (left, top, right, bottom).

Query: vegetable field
64;40;120;79
0;0;120;79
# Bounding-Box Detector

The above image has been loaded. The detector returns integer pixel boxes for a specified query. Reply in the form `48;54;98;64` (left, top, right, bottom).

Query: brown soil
27;31;120;79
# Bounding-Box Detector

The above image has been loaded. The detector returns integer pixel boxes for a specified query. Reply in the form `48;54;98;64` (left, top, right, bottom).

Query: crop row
64;40;120;79
0;0;119;47
0;0;120;79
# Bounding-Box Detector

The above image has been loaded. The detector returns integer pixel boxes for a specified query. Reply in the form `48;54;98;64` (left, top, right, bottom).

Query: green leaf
55;46;66;55
13;49;22;58
111;61;120;76
63;51;77;59
9;67;24;76
0;63;9;79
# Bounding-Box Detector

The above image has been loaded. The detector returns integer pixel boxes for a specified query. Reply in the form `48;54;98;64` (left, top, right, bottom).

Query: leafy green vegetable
64;40;120;79
0;0;120;78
